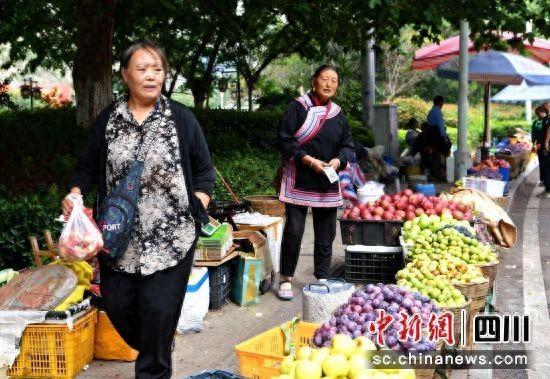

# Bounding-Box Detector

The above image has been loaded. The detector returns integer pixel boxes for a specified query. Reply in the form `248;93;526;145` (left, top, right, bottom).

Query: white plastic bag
58;194;103;262
177;267;209;334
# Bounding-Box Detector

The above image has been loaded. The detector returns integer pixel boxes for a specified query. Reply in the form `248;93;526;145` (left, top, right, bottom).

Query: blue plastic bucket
499;167;510;182
415;183;436;196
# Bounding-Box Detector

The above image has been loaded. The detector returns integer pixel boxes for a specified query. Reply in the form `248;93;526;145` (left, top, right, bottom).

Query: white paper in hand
323;166;339;183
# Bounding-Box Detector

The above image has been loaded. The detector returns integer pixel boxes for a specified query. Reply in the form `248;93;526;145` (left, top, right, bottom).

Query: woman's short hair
433;95;444;106
311;64;340;84
120;41;168;73
407;118;418;129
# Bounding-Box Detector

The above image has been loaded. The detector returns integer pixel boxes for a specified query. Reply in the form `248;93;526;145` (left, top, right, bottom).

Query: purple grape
329;317;337;326
362;304;373;313
313;335;322;346
353;329;362;338
402;298;413;309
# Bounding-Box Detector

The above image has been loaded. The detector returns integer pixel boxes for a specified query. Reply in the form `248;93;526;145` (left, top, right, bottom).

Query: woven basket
495;153;522;179
469;296;487;313
243;195;285;217
440;298;471;347
453;280;490;300
415;367;436;379
477;260;499;289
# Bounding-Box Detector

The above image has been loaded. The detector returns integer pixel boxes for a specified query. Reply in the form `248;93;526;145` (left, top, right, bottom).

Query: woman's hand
302;155;328;174
328;158;341;171
194;192;210;209
310;158;329;174
61;187;81;218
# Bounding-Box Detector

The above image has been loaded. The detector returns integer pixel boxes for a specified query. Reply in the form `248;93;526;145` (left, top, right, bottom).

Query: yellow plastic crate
235;321;319;379
8;308;97;378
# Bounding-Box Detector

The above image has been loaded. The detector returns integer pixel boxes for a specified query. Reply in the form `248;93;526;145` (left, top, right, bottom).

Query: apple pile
274;335;415;379
342;190;473;222
396;265;467;308
312;284;438;352
403;218;498;265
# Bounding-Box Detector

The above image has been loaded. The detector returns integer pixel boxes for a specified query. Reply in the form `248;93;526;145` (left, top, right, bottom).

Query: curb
504;163;537;214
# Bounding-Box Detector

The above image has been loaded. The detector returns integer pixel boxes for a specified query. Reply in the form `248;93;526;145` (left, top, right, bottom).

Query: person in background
532;105;547;187
405;118;420;151
426;95;451;180
427;95;446;139
277;64;354;300
538;102;550;198
62;41;215;378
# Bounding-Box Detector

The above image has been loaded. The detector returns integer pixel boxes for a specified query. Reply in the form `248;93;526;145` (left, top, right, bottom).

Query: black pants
99;245;195;379
538;150;547;183
542;151;550;191
280;203;337;279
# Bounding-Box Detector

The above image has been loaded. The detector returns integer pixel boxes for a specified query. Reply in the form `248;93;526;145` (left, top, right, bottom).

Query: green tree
0;0;115;128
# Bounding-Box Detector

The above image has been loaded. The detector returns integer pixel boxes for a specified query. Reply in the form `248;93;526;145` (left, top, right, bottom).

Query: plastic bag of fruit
58;194;104;261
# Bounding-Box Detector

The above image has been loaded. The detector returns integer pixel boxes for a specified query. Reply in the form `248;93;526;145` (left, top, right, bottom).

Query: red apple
448;202;457;211
373;215;382;220
422;200;434;210
452;210;464;220
407;205;416;213
360;209;371;219
386;205;395;213
374;207;384;216
434;204;445;214
425;208;436;216
403;189;413;196
395;210;406;218
456;203;468;213
415;208;425;216
380;199;390;209
380;194;391;203
358;203;367;211
405;211;416;221
382;211;394;220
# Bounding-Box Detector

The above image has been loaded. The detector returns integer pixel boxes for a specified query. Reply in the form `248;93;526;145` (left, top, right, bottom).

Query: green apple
322;353;349;377
280;355;295;375
354;336;377;358
295;359;322;379
310;347;330;363
348;353;371;378
296;346;313;360
330;334;354;358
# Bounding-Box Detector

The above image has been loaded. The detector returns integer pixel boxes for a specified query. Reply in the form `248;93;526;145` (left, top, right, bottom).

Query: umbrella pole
482;82;491;160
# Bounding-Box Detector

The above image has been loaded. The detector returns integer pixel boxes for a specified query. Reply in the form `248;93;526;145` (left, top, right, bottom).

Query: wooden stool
28;230;58;266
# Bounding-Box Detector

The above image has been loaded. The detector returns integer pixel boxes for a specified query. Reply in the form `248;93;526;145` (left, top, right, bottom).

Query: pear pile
274;334;415;379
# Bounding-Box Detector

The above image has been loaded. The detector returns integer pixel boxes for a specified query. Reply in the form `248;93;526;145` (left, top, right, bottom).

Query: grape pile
312;284;438;352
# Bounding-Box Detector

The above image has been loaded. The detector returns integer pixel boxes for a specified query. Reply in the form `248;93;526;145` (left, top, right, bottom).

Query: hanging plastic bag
58;194;103;262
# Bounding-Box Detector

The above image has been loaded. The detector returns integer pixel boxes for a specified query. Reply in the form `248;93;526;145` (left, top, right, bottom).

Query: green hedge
0;186;63;269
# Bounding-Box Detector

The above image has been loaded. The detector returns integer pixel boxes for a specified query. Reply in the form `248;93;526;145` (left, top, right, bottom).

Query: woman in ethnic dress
277;64;354;300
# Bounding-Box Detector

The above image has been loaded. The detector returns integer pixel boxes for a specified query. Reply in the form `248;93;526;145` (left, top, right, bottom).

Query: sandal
278;281;293;301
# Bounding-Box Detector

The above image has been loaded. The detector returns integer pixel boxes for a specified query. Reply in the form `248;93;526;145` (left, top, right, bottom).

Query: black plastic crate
208;263;232;311
339;219;403;246
344;246;404;284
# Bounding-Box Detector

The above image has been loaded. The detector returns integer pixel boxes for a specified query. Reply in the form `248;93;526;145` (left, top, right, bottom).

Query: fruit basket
439;299;471;347
339;219;403;246
494;153;522;179
243;195;285;217
453;279;490;313
8;308;97;378
476;260;499;290
235;320;318;379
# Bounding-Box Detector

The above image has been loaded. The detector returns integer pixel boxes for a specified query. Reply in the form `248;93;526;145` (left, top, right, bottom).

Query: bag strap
135;102;166;162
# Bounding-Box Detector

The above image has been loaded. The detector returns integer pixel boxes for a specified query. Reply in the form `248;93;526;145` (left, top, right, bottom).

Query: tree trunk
73;0;115;129
247;85;253;111
192;85;207;109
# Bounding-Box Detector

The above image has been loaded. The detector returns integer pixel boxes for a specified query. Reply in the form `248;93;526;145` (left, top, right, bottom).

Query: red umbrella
412;32;550;70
